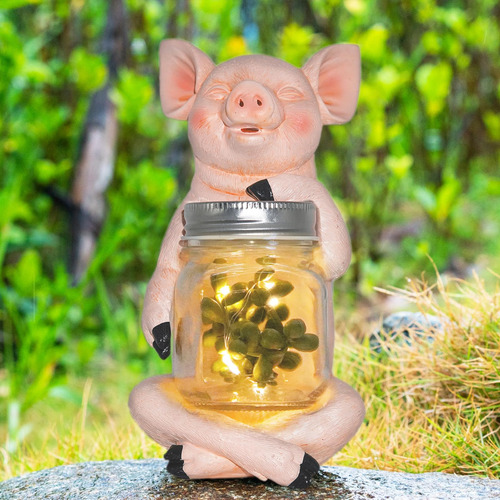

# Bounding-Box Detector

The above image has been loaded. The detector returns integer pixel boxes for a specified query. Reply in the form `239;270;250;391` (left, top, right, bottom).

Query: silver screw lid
182;201;318;240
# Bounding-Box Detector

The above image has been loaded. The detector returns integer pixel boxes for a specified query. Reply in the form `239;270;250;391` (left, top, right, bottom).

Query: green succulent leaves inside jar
201;257;319;387
201;298;225;324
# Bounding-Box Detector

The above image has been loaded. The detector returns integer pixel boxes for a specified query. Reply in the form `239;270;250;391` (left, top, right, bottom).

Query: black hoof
288;453;320;489
246;179;274;201
152;322;171;360
166;459;189;480
164;445;183;461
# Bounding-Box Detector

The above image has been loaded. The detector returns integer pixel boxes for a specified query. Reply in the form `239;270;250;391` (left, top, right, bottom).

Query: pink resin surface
129;39;365;487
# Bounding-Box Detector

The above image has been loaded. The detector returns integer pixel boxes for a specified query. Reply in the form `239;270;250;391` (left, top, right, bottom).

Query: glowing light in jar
252;384;267;395
263;281;275;290
267;297;280;308
216;284;231;302
221;350;240;375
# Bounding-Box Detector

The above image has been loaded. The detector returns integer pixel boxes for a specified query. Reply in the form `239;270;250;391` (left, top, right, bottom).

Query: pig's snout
223;81;283;131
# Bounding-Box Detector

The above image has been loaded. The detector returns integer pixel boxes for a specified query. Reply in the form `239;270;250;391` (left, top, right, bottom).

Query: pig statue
129;39;365;488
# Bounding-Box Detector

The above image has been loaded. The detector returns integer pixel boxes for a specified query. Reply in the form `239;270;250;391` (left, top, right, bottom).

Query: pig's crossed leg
129;376;308;486
128;376;365;487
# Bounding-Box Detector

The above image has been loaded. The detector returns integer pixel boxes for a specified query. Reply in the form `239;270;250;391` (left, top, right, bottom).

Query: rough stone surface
369;311;443;353
1;459;499;500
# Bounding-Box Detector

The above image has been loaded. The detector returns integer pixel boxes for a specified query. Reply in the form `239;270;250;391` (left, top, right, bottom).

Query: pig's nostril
239;99;244;107
257;99;262;106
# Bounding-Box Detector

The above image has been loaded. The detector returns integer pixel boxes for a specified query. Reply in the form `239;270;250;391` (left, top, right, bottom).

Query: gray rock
1;459;498;500
369;311;443;353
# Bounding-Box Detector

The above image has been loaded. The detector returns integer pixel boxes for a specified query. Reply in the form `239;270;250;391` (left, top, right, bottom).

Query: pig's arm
141;203;186;353
265;174;351;281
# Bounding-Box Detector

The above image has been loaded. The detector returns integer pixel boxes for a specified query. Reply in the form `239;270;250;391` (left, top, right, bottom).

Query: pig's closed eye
277;86;304;101
204;85;230;100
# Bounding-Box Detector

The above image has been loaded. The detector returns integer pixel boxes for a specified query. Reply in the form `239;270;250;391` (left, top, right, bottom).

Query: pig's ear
159;39;215;120
302;44;360;125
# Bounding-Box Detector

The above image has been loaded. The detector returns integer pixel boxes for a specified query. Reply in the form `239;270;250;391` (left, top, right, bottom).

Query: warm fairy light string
252;385;266;395
217;275;280;380
267;297;279;308
204;265;317;389
215;285;231;303
222;349;267;395
221;350;241;375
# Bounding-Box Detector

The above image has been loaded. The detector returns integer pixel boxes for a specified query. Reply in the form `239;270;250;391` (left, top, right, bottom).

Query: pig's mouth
240;127;260;134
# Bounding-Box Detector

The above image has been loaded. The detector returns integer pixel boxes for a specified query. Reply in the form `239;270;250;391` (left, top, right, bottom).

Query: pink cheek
290;113;313;135
190;109;211;131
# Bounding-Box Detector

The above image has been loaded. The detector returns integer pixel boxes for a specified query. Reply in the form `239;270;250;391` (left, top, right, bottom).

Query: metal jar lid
182;201;318;240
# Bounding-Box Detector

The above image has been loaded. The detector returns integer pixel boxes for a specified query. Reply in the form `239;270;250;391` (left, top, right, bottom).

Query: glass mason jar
172;201;329;411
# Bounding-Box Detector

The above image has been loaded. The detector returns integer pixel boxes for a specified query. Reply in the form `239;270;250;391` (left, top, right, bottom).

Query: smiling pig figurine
129;39;365;488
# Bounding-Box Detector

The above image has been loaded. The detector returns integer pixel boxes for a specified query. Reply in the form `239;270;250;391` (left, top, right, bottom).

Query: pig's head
159;39;360;176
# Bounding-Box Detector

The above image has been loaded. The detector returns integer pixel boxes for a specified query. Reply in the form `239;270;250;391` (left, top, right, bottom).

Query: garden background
1;0;499;481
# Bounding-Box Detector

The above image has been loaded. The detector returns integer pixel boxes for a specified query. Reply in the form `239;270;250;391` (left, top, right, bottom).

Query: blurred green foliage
0;0;499;456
